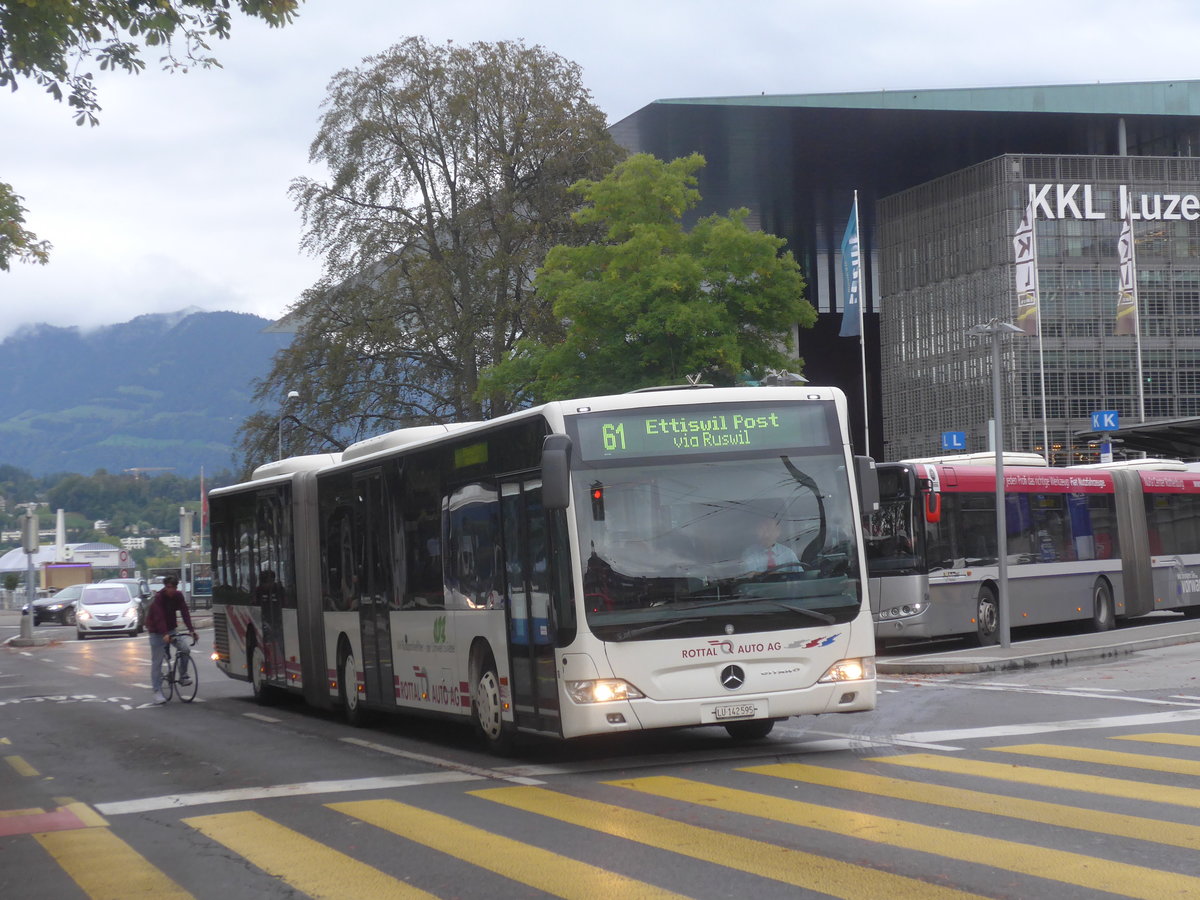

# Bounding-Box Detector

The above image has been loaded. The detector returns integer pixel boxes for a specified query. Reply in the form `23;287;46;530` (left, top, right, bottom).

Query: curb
3;636;55;648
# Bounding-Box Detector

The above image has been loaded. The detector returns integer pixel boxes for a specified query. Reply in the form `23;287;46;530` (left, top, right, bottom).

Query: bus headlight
878;601;926;620
566;679;645;704
818;657;875;683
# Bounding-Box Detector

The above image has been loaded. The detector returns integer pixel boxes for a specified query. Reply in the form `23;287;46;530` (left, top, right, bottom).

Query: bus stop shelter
1074;416;1200;462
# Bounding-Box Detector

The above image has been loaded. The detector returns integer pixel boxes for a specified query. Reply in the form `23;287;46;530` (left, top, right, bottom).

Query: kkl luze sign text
1030;184;1200;221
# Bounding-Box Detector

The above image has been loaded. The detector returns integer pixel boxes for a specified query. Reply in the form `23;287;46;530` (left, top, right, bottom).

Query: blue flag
839;197;861;338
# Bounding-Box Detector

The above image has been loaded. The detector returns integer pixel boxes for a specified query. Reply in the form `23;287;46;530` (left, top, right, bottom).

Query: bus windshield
864;466;922;575
574;452;861;641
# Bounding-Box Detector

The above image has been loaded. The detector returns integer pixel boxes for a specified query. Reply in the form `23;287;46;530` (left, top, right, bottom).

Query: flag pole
839;191;868;455
1014;191;1043;460
1117;198;1145;422
854;191;870;456
1033;216;1049;461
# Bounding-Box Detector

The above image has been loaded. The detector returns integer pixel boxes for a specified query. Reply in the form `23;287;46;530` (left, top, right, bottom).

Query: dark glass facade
612;82;1200;460
879;154;1200;462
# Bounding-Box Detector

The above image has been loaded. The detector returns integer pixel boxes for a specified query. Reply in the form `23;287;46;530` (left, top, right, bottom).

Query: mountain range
0;310;291;476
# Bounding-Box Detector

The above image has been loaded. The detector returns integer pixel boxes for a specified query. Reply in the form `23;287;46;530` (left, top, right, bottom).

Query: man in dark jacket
146;575;197;704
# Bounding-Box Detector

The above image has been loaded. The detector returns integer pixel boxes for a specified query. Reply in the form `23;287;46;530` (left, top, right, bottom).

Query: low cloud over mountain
0;311;289;476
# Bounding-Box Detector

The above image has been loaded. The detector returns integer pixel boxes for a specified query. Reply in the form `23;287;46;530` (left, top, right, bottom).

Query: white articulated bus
209;386;879;752
867;458;1200;646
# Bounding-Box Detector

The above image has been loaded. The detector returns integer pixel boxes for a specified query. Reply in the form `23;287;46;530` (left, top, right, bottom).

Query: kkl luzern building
613;81;1200;462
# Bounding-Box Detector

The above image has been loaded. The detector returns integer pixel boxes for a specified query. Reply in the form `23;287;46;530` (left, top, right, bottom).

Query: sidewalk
878;617;1200;675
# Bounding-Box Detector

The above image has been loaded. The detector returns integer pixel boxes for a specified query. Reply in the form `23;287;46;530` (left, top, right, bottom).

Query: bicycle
160;632;199;703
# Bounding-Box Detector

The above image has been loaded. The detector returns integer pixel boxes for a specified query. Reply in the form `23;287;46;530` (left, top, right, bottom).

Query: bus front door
502;480;561;736
356;470;395;705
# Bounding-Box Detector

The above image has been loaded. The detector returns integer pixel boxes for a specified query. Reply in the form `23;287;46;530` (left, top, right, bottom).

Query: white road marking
879;677;1200;707
491;736;913;778
893;707;1200;743
340;737;545;785
973;682;1025;687
93;673;111;678
95;771;479;816
63;665;80;671
1173;694;1200;701
243;713;281;723
802;731;962;752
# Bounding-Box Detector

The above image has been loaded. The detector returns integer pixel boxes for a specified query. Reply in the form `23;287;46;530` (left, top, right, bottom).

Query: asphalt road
3;617;1200;899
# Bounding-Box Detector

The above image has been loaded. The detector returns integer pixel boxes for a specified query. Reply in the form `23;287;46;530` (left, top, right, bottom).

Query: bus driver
741;517;800;575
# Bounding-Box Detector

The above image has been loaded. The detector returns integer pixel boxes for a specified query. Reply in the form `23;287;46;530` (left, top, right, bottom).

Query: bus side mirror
855;456;879;514
542;434;572;510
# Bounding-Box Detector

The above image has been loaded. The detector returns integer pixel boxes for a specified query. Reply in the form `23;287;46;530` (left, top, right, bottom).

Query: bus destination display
575;405;830;461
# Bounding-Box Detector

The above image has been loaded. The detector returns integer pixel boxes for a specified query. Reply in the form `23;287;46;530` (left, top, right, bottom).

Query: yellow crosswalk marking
611;775;1200;900
54;799;107;827
1112;732;1200;748
184;810;434;900
0;807;44;818
35;828;193;900
5;754;38;777
472;785;987;900
994;743;1200;776
874;752;1200;807
332;798;688;900
744;762;1200;851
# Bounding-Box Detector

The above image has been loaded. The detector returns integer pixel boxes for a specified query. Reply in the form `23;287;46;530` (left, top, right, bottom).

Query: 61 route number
602;423;627;451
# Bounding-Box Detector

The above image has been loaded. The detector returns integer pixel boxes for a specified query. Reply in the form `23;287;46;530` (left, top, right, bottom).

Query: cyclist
146;575;197;705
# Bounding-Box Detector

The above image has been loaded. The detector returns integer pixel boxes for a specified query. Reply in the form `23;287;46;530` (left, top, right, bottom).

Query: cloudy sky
3;0;1199;339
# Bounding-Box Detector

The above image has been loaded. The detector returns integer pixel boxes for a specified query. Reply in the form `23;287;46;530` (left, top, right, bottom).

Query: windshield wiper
614;616;708;641
612;599;836;641
763;601;836;625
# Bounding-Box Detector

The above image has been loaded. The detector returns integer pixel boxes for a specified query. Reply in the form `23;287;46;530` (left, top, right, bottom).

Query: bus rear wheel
250;641;276;705
1090;580;1115;632
339;647;365;727
976;586;1000;646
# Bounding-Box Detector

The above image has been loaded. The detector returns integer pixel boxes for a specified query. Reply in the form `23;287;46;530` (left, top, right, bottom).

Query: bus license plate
707;701;764;722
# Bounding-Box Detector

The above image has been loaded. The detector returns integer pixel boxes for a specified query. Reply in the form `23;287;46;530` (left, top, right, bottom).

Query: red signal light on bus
590;482;605;520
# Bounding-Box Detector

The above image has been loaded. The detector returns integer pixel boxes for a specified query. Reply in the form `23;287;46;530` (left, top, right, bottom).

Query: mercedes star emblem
720;665;745;690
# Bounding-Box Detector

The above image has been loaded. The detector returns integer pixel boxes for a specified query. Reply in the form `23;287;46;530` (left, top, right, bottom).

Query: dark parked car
24;583;85;626
99;578;151;632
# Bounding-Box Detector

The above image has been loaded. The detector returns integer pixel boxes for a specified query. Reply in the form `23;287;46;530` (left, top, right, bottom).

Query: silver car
75;584;142;639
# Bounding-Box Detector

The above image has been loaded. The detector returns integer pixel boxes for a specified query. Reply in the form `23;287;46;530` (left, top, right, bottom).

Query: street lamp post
968;318;1024;649
278;390;300;459
179;506;193;602
19;509;37;641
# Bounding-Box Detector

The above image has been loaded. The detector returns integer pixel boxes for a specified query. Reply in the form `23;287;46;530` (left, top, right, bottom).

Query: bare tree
237;37;621;471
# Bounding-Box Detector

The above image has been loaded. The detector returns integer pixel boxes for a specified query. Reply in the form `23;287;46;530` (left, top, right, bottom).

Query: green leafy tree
0;182;50;271
0;0;302;264
482;153;815;402
237;36;622;472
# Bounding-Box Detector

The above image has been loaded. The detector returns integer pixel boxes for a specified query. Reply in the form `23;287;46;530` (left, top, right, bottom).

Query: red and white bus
208;386;879;751
867;457;1200;645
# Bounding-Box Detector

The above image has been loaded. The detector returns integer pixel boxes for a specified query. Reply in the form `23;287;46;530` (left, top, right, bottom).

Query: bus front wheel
1091;580;1115;632
473;662;516;755
725;718;776;740
976;586;1000;646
